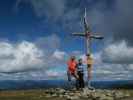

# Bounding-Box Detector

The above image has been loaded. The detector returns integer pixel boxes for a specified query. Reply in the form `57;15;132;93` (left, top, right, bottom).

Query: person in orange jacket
67;56;79;81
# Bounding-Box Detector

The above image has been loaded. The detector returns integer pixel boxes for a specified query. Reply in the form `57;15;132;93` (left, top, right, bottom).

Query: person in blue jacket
77;58;85;89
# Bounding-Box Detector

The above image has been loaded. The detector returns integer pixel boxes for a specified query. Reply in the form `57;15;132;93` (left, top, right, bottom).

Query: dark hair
78;58;82;64
71;56;75;61
78;58;82;62
86;53;90;57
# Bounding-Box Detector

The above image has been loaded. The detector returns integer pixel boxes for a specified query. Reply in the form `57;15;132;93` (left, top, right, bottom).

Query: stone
66;95;79;100
99;95;114;100
58;88;66;94
105;92;113;97
124;93;130;97
59;94;64;98
114;91;125;99
75;92;81;97
40;88;132;100
51;94;57;97
69;92;75;96
45;94;51;98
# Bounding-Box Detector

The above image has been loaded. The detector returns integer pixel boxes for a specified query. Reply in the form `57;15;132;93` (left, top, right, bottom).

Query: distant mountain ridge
0;80;133;90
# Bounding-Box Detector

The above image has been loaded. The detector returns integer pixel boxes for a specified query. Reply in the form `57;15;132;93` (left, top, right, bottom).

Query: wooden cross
72;8;103;55
72;8;103;88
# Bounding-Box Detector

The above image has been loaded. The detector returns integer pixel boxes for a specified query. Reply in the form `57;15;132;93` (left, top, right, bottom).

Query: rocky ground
0;88;133;100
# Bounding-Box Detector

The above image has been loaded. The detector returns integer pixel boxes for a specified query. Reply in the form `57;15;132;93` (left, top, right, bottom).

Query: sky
0;0;133;80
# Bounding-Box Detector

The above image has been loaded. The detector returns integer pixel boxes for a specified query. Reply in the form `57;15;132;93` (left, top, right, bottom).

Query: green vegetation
0;89;133;100
0;89;59;100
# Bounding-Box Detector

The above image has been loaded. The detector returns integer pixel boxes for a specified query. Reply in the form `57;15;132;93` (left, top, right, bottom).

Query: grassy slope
0;89;133;100
0;90;52;100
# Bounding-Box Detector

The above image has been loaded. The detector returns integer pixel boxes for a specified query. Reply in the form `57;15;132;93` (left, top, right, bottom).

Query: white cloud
102;40;133;64
0;42;14;59
0;35;133;80
45;70;66;79
0;41;44;73
52;50;67;60
93;70;113;74
0;34;65;73
93;40;133;77
127;64;133;70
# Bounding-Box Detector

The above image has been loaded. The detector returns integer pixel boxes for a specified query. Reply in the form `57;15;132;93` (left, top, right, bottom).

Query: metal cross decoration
72;8;103;55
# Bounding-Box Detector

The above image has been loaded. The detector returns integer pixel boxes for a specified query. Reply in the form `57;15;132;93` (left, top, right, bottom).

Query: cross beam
72;8;103;54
